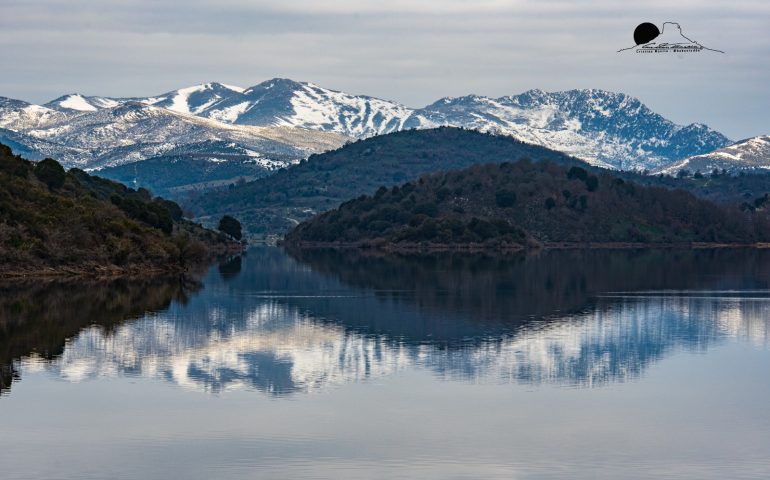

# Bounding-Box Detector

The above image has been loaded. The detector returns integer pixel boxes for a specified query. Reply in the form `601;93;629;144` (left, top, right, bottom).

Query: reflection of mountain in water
0;276;201;395
42;293;770;395
7;248;770;396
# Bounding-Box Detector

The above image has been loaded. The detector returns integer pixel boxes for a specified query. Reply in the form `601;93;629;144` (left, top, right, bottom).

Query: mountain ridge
0;79;732;173
657;135;770;175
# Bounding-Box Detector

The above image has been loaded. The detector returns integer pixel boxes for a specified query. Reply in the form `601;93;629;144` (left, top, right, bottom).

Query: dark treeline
285;159;770;247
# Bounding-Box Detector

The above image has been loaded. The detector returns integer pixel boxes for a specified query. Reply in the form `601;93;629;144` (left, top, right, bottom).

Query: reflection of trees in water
286;247;770;326
40;292;770;396
0;276;202;395
4;249;770;398
218;255;243;282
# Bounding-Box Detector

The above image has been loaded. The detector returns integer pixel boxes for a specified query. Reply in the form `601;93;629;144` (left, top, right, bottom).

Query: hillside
284;159;770;248
0;144;237;276
93;140;288;196
186;127;584;236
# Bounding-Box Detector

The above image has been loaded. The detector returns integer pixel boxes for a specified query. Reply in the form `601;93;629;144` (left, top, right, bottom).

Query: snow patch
221;83;245;93
168;85;204;114
207;101;251;123
59;95;97;112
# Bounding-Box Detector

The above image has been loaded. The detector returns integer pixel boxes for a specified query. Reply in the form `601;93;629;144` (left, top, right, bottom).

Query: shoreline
282;240;770;252
1;241;248;280
0;263;190;280
7;241;770;278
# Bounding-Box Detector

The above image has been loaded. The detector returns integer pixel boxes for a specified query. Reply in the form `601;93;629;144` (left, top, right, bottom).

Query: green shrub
34;158;66;189
218;215;242;240
495;190;517;207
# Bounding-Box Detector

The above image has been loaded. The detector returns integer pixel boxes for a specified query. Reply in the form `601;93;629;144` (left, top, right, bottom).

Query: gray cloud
0;0;768;138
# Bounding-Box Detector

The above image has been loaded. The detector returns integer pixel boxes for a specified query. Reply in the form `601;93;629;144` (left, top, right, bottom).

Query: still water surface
1;248;770;479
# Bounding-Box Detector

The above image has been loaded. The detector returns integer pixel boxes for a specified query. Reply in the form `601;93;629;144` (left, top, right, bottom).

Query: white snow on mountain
149;82;247;115
197;78;413;138
45;93;122;112
406;89;731;170
0;79;735;173
0;97;67;130
17;101;346;169
657;135;770;174
58;94;97;111
186;80;733;170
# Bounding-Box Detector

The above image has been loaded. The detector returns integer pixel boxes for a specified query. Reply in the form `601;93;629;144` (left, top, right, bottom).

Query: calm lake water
2;247;770;479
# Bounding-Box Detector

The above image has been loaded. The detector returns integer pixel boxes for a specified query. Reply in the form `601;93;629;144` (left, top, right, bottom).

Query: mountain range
0;79;741;184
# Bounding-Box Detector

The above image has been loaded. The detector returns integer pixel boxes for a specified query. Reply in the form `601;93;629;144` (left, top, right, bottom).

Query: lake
1;247;770;479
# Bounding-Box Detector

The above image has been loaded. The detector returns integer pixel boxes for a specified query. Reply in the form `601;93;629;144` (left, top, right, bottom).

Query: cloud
0;0;768;138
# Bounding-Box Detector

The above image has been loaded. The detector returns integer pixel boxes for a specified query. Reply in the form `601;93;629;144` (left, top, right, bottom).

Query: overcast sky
1;0;768;139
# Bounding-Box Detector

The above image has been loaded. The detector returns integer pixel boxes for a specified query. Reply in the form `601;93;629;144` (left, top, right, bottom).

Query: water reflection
0;276;201;395
4;248;770;397
218;254;243;282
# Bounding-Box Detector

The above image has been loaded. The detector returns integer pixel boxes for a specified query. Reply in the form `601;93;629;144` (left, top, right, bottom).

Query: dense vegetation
619;168;770;211
218;215;243;240
0;144;236;275
186;127;770;238
285;160;770;248
96;154;271;197
185;127;582;236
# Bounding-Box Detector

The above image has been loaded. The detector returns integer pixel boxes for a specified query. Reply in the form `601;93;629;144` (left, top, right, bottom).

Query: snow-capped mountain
0;96;66;130
408;89;730;170
657;135;770;175
141;82;246;115
0;127;84;164
130;80;730;170
39;79;410;139
202;78;413;137
44;93;123;112
8;100;346;169
0;79;733;174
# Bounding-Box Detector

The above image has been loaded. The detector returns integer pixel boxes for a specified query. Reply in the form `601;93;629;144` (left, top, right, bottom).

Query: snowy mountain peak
245;77;305;93
44;93;121;112
207;82;245;93
658;135;770;174
410;88;730;169
0;96;32;109
46;94;98;112
0;97;67;131
1;80;735;172
145;82;246;115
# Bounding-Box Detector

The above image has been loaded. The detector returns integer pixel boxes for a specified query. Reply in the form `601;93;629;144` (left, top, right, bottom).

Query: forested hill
284;160;770;249
186;127;583;236
0;144;235;276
